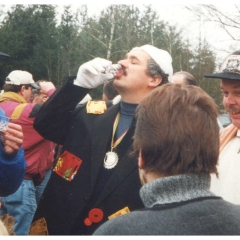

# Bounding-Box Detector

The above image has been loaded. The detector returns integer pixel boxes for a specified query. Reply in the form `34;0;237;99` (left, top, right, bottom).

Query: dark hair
3;84;31;92
173;71;197;86
103;80;119;100
147;59;169;86
231;50;240;55
133;83;219;176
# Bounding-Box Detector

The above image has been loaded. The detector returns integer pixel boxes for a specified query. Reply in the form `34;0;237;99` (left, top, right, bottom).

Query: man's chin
231;119;240;129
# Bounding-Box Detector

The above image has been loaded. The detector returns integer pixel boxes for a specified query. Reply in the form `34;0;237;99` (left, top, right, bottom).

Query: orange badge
86;101;107;114
108;206;130;220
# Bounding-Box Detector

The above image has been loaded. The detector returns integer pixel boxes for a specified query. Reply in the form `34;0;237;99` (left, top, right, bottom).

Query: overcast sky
55;3;239;66
3;1;240;67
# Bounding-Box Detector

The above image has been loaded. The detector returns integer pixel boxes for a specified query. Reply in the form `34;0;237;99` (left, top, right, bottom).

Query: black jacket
30;77;143;235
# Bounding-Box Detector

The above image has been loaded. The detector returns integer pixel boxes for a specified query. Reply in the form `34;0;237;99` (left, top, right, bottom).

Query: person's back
94;84;240;235
94;194;240;235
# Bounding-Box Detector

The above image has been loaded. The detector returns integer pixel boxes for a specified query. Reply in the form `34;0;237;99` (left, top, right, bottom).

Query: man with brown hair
94;84;240;235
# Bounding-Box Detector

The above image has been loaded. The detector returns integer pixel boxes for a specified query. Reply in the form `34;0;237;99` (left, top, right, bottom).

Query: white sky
58;3;240;67
2;1;240;68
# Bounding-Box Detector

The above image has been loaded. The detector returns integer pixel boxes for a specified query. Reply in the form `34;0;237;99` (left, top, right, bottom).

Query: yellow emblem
108;206;130;220
86;101;107;114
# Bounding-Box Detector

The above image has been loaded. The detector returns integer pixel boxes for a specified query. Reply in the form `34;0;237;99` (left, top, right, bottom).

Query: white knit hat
132;45;173;82
6;70;40;89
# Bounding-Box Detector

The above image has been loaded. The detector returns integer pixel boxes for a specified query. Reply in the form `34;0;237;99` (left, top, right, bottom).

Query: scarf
0;92;27;104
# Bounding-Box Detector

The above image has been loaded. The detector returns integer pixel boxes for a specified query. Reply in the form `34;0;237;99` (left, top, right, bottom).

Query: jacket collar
0;92;26;104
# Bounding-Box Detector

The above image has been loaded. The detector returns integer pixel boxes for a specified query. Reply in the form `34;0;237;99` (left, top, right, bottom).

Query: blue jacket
0;108;26;196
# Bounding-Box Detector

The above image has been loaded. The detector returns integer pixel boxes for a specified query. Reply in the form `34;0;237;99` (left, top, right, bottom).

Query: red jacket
0;89;55;185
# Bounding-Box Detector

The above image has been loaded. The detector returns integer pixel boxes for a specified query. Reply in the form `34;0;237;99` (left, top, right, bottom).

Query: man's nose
225;94;237;105
117;59;128;68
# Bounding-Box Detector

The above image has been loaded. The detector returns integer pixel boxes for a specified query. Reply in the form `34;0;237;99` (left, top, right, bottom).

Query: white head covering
132;44;173;82
6;70;40;89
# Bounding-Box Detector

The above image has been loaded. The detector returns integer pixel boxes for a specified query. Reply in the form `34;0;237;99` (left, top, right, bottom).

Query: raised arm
33;58;114;144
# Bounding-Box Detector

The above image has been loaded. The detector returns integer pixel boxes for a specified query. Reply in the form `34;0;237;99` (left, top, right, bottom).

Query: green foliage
0;5;58;85
0;4;219;105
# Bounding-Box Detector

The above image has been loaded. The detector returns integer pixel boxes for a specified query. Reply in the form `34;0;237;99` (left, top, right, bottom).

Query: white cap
6;70;40;89
132;45;173;82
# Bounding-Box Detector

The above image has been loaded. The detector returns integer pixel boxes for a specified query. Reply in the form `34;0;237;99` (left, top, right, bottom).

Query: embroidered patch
221;55;240;74
53;150;82;182
108;206;130;220
29;218;48;235
86;100;106;114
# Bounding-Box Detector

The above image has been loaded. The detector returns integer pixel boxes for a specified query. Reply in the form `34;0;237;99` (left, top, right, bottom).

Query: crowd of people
0;46;240;235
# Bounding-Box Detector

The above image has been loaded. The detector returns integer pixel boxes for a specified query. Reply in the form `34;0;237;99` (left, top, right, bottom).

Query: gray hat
204;53;240;80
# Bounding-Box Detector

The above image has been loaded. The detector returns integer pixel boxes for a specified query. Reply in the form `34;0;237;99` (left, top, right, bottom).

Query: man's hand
74;58;114;89
1;122;24;155
38;81;56;95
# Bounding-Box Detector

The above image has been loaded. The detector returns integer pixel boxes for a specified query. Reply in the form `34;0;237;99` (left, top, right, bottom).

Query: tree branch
82;28;107;48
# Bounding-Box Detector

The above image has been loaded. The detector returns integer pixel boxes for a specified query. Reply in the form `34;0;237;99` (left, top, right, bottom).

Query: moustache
225;106;240;112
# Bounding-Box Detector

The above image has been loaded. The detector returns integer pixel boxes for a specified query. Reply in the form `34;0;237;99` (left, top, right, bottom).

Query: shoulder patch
86;100;107;114
108;206;130;220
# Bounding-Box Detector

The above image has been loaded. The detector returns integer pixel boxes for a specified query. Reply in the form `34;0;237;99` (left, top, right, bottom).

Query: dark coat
30;77;143;235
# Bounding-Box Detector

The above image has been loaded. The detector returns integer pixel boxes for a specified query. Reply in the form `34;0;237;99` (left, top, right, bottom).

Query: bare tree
106;5;116;60
186;5;240;42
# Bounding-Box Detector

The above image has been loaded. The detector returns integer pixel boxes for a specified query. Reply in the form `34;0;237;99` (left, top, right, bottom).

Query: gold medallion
103;151;119;169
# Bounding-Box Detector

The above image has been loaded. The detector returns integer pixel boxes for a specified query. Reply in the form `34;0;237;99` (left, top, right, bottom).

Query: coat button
84;208;104;227
89;208;103;223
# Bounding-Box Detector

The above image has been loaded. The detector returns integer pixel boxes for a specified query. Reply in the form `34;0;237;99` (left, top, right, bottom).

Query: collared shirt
210;129;240;204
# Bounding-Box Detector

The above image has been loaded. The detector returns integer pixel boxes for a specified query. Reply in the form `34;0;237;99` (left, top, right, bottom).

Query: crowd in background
0;46;240;235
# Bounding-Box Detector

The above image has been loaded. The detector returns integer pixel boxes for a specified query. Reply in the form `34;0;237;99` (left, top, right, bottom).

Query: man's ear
19;86;25;96
148;76;162;88
138;150;144;169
